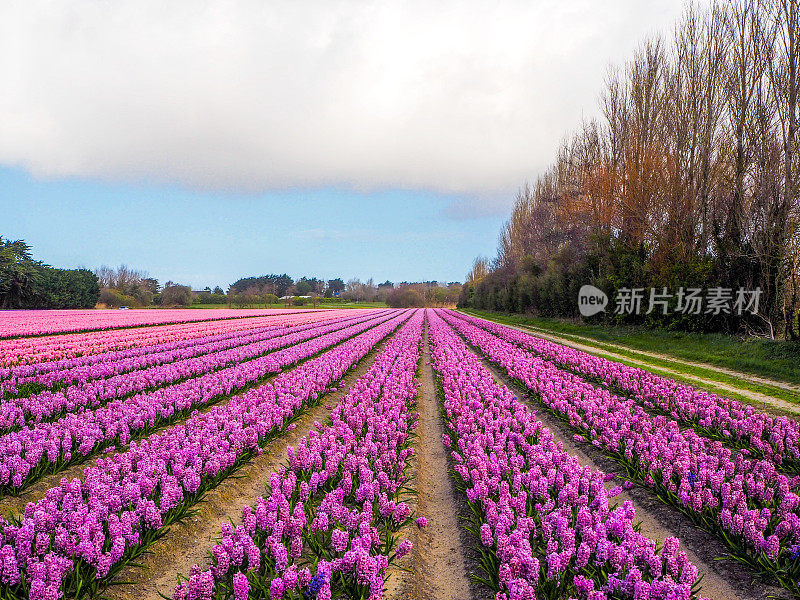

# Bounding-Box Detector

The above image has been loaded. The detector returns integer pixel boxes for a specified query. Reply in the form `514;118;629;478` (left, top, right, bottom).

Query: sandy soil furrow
479;357;788;600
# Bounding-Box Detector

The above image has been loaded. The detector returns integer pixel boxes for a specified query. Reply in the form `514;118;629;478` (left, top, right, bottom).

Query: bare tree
466;256;490;283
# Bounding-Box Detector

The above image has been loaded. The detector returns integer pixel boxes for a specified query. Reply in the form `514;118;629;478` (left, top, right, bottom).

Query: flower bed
0;311;357;368
0;308;314;339
448;310;800;475
0;311;402;494
0;311;351;391
440;310;800;596
0;311;386;431
427;310;705;600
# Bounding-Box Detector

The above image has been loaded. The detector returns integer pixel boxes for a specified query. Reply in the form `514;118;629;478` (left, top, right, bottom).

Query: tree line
228;275;461;307
460;0;800;339
0;236;463;310
94;265;203;307
91;267;462;309
0;237;99;309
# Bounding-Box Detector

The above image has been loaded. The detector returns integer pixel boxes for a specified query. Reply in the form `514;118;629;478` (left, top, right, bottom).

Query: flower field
0;309;305;339
0;308;795;599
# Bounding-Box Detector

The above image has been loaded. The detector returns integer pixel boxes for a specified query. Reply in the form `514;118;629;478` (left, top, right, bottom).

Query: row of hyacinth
0;311;401;495
0;310;413;600
0;312;351;369
0;308;300;340
0;311;384;429
0;310;383;441
0;313;341;399
427;310;706;600
0;313;300;379
438;310;800;595
449;311;800;475
173;310;425;600
0;311;342;388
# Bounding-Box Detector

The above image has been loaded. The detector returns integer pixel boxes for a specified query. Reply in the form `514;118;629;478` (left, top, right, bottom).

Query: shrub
161;284;192;307
98;288;139;308
386;288;425;308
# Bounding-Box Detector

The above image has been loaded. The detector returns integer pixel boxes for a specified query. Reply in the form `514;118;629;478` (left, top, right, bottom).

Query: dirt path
472;316;800;415
105;331;400;600
480;358;788;600
397;324;484;600
523;324;800;396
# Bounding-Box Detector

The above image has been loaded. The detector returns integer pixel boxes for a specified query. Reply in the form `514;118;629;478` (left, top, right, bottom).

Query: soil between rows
478;355;788;600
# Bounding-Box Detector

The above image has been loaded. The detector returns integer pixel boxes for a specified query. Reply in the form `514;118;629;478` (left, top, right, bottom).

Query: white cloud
0;0;692;200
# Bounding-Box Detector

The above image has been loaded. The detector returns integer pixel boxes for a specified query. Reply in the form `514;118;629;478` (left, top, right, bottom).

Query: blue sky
2;166;505;288
0;1;695;289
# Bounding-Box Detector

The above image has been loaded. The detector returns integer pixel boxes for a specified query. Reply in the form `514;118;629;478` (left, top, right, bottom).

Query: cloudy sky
1;0;692;287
